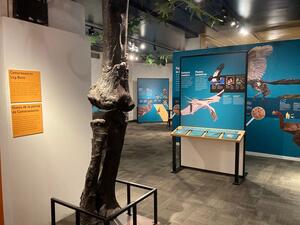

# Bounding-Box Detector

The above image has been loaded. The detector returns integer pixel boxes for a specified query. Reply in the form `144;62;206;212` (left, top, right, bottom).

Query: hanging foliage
87;31;103;46
128;15;144;36
143;53;171;66
155;0;223;27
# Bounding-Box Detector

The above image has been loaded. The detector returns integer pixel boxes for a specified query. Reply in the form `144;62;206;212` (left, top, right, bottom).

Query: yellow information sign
9;70;42;103
11;104;43;138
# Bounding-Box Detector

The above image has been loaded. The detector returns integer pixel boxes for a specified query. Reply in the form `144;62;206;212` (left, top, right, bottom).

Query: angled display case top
171;126;245;143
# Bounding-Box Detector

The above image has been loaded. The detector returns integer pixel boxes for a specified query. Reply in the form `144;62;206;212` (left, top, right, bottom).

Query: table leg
233;142;240;185
172;136;177;172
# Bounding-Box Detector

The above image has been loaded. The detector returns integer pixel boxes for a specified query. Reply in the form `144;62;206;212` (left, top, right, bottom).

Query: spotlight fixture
135;56;139;61
239;27;249;36
88;27;95;35
128;41;139;52
230;21;236;27
128;54;135;61
140;43;146;50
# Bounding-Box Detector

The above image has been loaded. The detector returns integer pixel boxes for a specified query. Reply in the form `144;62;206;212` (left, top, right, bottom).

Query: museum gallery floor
59;123;300;225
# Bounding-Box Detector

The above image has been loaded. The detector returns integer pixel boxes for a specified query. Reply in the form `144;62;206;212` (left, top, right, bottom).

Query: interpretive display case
172;126;244;142
171;126;246;185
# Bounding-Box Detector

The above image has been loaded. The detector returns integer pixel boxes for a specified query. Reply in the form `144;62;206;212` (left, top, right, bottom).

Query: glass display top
171;126;245;142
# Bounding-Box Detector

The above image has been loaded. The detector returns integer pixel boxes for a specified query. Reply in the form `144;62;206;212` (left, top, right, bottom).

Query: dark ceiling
224;0;300;29
129;0;300;37
223;0;300;29
83;0;300;53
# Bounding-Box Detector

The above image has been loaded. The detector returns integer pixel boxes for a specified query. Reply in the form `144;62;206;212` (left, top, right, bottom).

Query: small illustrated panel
9;70;42;103
205;130;223;138
137;78;169;123
222;132;240;140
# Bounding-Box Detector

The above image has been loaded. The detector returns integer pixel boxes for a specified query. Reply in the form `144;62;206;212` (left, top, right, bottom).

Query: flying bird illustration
208;63;225;84
248;45;273;98
181;89;224;121
248;45;300;99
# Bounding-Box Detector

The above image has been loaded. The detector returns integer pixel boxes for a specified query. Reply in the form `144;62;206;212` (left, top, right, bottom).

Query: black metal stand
167;110;173;130
51;179;158;225
233;142;241;185
172;136;182;173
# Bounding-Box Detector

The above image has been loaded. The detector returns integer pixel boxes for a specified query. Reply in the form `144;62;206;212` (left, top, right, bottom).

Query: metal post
233;142;240;185
242;136;246;177
127;184;131;215
51;200;56;225
75;211;80;225
172;136;177;172
178;139;181;168
132;205;137;225
153;190;158;225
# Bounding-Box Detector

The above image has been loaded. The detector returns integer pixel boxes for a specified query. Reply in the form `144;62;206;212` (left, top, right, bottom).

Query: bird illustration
248;45;273;98
181;89;224;121
208;63;225;84
138;100;153;117
272;111;300;147
248;45;300;99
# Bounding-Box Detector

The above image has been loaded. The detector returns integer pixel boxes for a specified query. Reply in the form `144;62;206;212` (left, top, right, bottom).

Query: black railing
51;179;158;225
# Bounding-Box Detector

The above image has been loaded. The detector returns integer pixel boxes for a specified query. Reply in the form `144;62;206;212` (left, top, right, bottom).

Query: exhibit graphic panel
173;39;300;158
246;42;300;157
11;103;43;137
9;70;42;103
180;52;247;130
137;78;169;123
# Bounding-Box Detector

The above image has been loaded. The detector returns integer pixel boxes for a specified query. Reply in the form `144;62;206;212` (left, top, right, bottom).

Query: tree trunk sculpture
80;0;134;224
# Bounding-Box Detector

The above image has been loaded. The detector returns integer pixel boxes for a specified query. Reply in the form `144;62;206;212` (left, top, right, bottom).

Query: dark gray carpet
117;123;300;225
59;123;300;225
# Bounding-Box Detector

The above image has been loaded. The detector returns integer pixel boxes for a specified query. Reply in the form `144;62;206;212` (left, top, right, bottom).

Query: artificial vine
88;31;103;47
128;15;144;36
143;53;171;66
155;0;223;27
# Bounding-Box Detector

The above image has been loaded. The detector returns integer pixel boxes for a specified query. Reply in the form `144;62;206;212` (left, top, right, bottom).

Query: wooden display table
171;126;246;185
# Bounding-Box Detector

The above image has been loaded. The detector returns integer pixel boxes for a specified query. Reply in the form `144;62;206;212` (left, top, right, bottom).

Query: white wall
48;0;85;36
91;58;173;121
185;36;201;50
0;17;91;225
0;0;8;17
91;55;103;84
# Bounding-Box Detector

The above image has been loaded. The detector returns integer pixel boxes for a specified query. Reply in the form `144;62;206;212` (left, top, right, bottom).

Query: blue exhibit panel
180;52;247;130
173;39;300;157
137;78;169;123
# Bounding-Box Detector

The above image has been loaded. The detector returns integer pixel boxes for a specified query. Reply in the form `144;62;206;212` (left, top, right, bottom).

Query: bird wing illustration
248;45;273;81
205;89;224;104
213;63;225;78
181;89;224;118
209;63;225;82
207;104;218;121
181;100;204;115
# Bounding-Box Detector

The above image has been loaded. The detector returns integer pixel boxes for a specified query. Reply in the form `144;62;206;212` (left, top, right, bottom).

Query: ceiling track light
239;27;250;36
140;43;146;50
